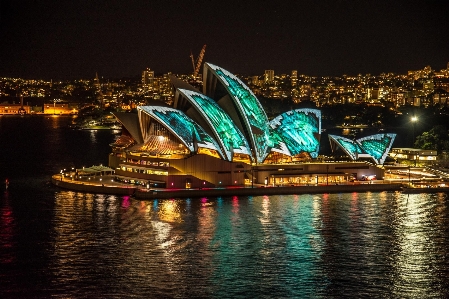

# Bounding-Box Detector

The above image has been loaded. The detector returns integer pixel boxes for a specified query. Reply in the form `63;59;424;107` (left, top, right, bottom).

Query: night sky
1;0;448;79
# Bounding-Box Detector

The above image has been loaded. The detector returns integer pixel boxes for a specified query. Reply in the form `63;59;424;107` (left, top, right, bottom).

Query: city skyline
1;0;448;80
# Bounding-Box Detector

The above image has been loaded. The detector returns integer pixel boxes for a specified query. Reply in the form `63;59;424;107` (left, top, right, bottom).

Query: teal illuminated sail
328;134;364;160
270;109;321;158
138;106;224;159
357;133;396;164
205;63;270;163
177;89;251;161
329;133;396;164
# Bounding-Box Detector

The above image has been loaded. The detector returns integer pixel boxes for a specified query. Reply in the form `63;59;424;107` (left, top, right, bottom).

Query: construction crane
190;44;206;78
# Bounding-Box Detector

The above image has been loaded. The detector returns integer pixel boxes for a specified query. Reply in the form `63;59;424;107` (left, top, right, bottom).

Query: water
1;116;449;298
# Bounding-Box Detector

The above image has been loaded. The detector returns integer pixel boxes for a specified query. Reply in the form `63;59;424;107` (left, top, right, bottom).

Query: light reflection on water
2;191;449;298
89;130;97;143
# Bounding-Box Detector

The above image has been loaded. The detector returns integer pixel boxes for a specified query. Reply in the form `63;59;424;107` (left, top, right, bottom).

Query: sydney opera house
109;63;396;189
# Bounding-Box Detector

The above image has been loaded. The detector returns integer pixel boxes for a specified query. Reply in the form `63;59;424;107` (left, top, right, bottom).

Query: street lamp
411;116;418;147
408;165;411;185
251;165;254;188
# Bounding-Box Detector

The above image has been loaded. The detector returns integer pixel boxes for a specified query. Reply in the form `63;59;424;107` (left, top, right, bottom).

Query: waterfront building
109;63;392;189
0;102;31;115
389;148;438;165
43;101;78;115
0;96;31;114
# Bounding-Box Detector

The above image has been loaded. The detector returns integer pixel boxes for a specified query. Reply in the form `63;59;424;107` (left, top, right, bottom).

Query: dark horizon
1;0;448;80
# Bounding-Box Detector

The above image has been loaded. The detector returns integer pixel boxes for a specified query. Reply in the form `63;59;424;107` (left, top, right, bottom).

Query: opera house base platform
51;175;136;195
51;174;405;199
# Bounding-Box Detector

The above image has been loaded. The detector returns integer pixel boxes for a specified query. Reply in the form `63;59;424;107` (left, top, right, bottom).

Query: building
433;91;448;105
43;101;78;114
0;96;31;114
291;70;298;86
109;63;391;189
142;68;155;87
0;102;31;115
264;70;274;84
389;148;438;164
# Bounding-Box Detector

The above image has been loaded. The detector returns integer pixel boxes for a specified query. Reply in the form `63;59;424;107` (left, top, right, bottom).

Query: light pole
408;165;411;186
411;116;418;147
251;164;254;188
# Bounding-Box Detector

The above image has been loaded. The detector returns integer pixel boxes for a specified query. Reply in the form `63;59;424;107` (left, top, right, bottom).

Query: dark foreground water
1;116;449;298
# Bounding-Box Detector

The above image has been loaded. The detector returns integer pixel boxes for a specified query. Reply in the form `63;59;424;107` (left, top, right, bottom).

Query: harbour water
1;115;449;298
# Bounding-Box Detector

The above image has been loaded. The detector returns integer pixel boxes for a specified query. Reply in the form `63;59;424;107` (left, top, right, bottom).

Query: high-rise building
264;70;274;84
142;68;154;86
291;70;298;86
94;72;101;89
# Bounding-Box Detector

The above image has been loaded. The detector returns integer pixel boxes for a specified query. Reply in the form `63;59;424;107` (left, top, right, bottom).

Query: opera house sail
203;63;271;163
176;89;251;162
138;106;224;159
328;133;396;165
269;109;321;159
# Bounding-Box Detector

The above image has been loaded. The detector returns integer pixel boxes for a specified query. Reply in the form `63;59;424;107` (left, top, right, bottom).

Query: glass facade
177;89;251;161
138;106;224;159
270;109;321;158
206;63;270;163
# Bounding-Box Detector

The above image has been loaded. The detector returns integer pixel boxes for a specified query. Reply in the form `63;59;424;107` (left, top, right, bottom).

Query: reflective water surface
2;190;449;298
1;116;449;298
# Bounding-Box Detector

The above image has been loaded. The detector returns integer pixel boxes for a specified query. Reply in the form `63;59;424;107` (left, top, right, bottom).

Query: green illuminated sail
138;106;224;158
177;89;251;161
206;63;270;163
270;109;321;158
357;134;396;164
328;134;364;160
329;133;396;164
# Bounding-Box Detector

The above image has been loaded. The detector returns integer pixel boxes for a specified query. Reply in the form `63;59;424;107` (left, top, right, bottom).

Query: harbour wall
51;176;136;195
135;183;404;199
